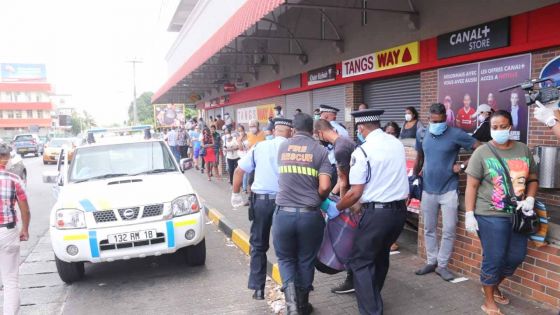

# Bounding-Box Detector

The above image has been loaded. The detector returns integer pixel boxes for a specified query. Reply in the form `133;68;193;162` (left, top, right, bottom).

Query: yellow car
43;138;75;165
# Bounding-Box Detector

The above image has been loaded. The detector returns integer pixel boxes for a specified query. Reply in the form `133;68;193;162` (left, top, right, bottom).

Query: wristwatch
460;163;466;172
546;117;559;128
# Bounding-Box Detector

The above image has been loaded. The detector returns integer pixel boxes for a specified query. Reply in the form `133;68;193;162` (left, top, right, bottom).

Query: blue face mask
429;122;447;136
357;132;365;143
491;129;510;144
265;135;274;140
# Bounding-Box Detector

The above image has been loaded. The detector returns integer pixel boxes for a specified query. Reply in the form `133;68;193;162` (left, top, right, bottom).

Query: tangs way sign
437;17;510;59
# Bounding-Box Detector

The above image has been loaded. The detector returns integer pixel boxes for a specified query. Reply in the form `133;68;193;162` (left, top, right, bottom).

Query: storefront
155;1;560;308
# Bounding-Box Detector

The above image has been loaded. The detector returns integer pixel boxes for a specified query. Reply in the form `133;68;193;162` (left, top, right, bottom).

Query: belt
278;206;318;213
0;222;15;229
254;193;276;200
362;200;406;210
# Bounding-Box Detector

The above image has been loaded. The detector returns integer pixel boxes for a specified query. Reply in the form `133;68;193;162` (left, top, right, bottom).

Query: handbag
486;144;538;235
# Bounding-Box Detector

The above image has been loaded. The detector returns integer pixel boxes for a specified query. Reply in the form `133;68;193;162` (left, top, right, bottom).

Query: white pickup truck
43;139;205;283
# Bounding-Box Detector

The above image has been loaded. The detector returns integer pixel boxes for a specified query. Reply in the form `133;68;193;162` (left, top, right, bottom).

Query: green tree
128;91;155;125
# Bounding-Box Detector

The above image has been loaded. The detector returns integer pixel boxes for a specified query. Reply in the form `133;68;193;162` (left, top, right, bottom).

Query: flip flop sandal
481;305;505;315
480;287;510;305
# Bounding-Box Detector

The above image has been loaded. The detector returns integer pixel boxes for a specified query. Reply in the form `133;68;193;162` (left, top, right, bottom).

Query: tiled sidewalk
187;168;555;314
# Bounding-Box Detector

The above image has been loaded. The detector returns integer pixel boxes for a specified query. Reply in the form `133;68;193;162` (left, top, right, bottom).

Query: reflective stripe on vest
279;165;318;177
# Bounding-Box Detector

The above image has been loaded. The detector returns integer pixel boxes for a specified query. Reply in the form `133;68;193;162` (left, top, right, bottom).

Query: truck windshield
68;141;177;183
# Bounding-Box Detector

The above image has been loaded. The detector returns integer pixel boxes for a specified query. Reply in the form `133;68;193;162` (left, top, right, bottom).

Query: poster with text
478;54;531;142
437;54;531;143
437;63;479;132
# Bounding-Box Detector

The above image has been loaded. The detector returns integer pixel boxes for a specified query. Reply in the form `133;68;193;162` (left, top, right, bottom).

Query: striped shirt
0;167;27;225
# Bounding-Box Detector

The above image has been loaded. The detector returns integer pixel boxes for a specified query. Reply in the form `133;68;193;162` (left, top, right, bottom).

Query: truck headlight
171;195;200;217
56;209;86;229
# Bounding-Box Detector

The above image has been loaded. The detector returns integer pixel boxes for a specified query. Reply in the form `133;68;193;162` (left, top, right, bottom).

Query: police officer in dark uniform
231;118;293;300
323;109;409;315
273;113;332;315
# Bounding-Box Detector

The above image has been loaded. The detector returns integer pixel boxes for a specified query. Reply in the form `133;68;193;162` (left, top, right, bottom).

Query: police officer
319;104;349;190
322;109;409;315
231;118;293;300
273;113;332;315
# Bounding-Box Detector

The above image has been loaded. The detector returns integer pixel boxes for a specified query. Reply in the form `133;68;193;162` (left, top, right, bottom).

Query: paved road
0;156;272;314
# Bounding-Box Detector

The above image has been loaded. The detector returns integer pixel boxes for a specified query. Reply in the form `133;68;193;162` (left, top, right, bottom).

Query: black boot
284;282;299;315
296;288;313;315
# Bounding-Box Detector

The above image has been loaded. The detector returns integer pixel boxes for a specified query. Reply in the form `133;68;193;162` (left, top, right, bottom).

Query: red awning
152;0;285;103
0;102;53;110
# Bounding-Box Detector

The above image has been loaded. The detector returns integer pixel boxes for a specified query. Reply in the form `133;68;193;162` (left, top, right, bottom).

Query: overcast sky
0;0;179;125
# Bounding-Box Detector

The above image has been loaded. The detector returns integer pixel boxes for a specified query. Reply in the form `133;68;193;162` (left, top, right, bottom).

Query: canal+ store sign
342;42;419;78
437;17;510;59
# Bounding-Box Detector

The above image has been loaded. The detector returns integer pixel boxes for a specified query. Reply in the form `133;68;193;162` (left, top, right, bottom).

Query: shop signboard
0;63;47;82
153;104;186;128
437;18;510;59
307;64;336;86
539;55;560;87
341;42;419;78
437;54;531;143
236;104;275;125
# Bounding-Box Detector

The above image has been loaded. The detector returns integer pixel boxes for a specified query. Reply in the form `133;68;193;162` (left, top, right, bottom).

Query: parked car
43;138;74;165
43;138;205;283
12;134;44;157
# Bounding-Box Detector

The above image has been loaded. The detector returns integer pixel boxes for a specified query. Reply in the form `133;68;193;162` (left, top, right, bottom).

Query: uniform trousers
349;201;407;315
272;208;324;292
0;227;20;315
248;196;276;290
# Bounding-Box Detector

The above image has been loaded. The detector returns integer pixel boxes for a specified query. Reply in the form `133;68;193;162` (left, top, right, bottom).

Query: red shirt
0;167;27;225
456;107;476;131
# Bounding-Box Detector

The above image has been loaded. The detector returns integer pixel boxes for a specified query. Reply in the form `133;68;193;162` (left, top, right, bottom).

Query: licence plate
107;229;157;244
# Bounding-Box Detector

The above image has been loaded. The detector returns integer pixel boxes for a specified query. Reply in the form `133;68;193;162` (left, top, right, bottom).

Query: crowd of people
225;100;559;315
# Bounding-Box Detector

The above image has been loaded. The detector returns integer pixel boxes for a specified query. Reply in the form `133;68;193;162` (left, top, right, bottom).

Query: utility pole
127;59;142;125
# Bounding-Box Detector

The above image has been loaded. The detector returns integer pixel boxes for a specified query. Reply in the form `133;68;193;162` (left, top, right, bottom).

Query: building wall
415;47;560;309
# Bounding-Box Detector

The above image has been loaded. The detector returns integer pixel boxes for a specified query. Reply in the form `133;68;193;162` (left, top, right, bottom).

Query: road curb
204;206;282;284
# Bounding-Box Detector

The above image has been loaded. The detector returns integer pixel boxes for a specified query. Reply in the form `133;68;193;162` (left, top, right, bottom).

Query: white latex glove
231;193;244;208
465;211;479;233
534;101;559;126
516;196;535;216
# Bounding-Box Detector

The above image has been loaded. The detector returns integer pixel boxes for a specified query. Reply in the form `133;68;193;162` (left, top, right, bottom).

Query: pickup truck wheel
20;154;25;158
34;152;38;157
184;239;206;266
55;255;85;284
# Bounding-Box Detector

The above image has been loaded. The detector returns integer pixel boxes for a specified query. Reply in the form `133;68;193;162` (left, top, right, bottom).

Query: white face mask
405;114;412;122
250;127;258;134
478;114;486;123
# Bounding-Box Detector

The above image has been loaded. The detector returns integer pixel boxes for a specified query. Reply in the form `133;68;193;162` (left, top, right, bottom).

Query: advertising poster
437;63;479;132
153;104;185;128
437;54;531;143
478;54;531;142
0;63;47;82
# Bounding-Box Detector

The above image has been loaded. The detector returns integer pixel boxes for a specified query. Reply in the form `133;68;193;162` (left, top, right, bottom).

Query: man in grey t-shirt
413;103;479;281
273;113;332;314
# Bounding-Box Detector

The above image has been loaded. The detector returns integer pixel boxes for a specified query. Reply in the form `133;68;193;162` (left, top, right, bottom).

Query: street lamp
127;59;143;125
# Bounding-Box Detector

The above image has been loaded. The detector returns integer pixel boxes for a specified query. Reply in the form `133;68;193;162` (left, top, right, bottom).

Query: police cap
351;109;384;125
274;117;293;128
319;104;339;113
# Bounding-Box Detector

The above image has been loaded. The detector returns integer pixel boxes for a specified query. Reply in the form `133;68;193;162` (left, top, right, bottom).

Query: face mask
429;122;447;136
314;115;320;120
265;135;274;140
405;114;412;122
319;140;330;147
491;129;510;144
250;127;258;134
357;132;365;143
478;115;486;123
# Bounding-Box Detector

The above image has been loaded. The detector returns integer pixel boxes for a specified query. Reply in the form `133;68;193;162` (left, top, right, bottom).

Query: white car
43;139;205;283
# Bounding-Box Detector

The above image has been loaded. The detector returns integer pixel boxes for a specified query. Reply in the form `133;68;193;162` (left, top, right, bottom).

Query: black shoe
284;282;298;315
435;267;455;281
331;273;354;294
252;289;265;300
297;288;313;315
415;263;437;275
